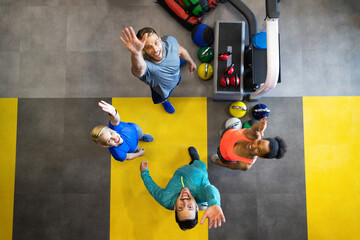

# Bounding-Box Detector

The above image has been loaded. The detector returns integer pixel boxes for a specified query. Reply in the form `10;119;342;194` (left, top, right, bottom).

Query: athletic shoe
219;129;224;136
211;154;219;163
140;134;154;142
162;100;175;114
188;146;200;163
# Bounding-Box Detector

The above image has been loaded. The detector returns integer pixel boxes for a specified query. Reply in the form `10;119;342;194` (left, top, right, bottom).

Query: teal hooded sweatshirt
141;160;221;210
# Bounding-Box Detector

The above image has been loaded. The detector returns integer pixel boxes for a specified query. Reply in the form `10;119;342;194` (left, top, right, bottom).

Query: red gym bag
156;0;203;31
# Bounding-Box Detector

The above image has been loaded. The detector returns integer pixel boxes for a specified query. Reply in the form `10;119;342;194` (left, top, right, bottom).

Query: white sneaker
218;129;224;136
211;154;219;163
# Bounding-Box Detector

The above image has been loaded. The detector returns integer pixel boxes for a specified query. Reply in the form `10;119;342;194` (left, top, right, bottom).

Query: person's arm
214;157;253;171
178;44;197;73
202;184;221;207
98;100;120;126
243;117;267;140
120;26;147;77
139;161;174;210
197;179;225;229
126;148;145;160
200;184;225;229
131;53;147;77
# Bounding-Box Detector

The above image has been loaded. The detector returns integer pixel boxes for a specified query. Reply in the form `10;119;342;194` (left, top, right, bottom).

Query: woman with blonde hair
91;100;154;162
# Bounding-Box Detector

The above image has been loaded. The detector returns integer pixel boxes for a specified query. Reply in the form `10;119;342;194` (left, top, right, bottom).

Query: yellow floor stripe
303;97;360;240
110;97;208;240
0;98;17;240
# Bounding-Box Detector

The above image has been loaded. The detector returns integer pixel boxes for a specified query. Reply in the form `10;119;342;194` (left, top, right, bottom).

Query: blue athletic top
108;121;139;162
141;160;221;210
139;35;181;99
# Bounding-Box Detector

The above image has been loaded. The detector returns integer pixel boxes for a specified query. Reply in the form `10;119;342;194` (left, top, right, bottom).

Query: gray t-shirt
139;35;181;99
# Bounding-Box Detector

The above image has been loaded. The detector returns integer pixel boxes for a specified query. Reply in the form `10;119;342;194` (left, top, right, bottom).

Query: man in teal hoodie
140;147;226;231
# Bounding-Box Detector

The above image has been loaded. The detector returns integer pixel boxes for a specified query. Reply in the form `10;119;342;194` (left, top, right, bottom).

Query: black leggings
217;148;237;164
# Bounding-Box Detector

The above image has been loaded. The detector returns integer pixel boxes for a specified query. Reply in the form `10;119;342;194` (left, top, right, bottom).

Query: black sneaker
188;146;199;164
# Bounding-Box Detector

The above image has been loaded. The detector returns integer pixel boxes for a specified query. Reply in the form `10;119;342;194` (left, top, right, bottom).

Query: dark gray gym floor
1;0;359;239
13;98;111;240
0;0;359;98
207;98;306;240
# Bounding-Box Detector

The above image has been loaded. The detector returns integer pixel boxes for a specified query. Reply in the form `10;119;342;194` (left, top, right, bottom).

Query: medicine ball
252;104;270;120
197;63;213;80
192;24;214;47
229;101;247;118
243;119;259;129
198;47;214;63
225;117;242;130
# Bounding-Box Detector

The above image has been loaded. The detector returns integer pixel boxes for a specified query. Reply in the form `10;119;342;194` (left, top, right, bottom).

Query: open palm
120;26;147;55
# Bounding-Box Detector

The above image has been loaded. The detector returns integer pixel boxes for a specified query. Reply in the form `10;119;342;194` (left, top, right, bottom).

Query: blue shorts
150;75;182;104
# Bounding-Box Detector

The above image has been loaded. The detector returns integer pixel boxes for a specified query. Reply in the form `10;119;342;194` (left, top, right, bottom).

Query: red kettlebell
218;51;232;61
224;63;235;75
230;73;240;88
220;75;230;87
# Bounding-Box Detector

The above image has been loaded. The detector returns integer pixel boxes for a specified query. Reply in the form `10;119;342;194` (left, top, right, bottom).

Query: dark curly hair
175;210;198;231
136;27;158;40
263;136;287;159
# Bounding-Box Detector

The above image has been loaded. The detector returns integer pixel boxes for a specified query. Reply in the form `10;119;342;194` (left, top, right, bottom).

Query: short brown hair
136;27;158;40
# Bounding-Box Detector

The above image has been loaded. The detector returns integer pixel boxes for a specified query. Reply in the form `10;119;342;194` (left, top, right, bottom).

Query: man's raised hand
120;26;147;55
200;205;226;229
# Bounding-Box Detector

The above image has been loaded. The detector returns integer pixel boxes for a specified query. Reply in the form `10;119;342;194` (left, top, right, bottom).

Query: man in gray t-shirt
120;26;197;114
